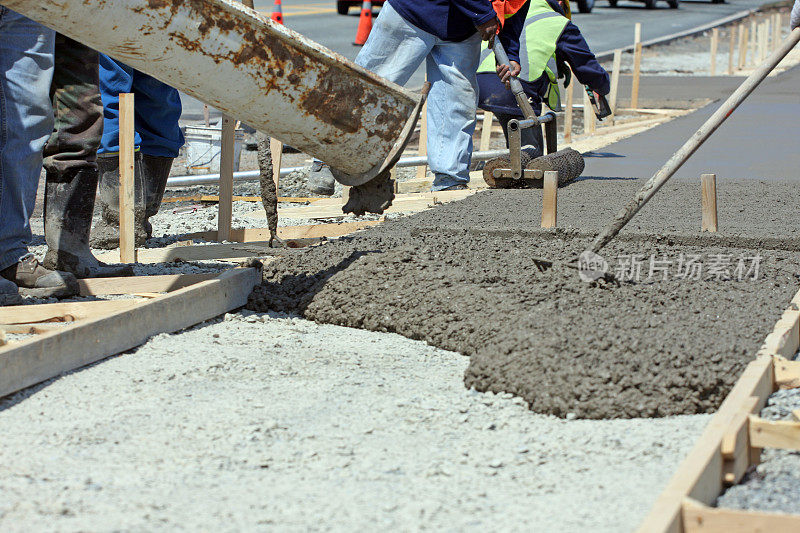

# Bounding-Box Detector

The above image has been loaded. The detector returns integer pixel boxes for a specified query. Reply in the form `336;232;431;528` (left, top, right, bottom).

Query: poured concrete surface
0;313;708;531
584;64;800;181
248;185;800;418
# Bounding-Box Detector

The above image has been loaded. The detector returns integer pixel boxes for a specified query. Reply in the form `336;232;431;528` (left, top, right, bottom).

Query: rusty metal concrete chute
5;0;423;183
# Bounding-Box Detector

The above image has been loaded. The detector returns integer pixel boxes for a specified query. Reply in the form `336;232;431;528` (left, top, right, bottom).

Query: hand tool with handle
493;39;539;124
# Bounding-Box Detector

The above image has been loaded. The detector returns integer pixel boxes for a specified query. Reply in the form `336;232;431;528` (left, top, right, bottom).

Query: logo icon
577;250;608;282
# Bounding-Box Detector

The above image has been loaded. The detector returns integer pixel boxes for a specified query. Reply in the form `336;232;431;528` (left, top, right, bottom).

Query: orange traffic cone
271;0;283;24
353;0;372;46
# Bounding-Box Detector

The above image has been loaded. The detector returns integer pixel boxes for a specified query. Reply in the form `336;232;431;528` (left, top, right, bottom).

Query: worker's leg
97;56;139;155
0;10;78;298
354;1;434;85
307;0;434;194
130;70;184;237
92;55;143;249
494;112;544;157
42;34;133;278
425;33;482;191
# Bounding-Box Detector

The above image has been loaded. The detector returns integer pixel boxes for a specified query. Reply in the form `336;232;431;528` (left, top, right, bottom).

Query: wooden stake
582;89;595;135
710;28;719;76
479;111;493;151
269;137;282;190
563;77;574;143
609;50;622;124
738;23;747;69
758;21;767;64
773;13;782;52
728;24;736;74
701;173;718;232
118;93;136;264
217;114;235;242
631;24;643;109
203;104;210;127
541;171;558;229
750;20;757;65
416;92;428;179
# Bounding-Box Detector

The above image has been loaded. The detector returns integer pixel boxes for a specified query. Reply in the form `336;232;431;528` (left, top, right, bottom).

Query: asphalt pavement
180;0;779;120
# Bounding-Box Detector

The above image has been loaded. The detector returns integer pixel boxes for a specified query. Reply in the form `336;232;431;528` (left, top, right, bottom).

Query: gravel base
716;352;800;515
0;311;708;531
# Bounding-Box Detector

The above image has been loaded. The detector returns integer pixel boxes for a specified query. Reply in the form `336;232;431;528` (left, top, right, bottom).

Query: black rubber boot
90;152;148;250
141;154;174;238
43;167;134;278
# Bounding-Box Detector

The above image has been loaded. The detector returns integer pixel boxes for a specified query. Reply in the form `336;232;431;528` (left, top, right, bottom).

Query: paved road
182;0;777;119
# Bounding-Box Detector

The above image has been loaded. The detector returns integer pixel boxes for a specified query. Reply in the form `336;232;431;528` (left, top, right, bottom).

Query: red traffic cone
271;0;283;24
353;0;372;46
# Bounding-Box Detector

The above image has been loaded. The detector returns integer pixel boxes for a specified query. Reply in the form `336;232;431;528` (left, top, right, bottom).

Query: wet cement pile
247;182;800;419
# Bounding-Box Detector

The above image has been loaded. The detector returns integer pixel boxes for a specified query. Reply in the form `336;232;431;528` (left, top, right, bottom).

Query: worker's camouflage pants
42;33;103;176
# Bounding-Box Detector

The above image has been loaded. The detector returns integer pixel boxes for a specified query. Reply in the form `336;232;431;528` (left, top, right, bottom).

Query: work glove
792;0;800;30
557;58;572;88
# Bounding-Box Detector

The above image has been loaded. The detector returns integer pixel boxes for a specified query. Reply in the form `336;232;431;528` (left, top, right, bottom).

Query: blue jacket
478;14;609;115
389;0;528;62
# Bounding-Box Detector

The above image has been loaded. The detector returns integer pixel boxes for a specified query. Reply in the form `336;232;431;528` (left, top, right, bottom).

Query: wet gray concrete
584;65;800;180
248;183;800;419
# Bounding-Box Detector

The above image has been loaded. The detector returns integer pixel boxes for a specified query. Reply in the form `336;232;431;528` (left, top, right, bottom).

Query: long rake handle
588;27;800;255
493;39;539;123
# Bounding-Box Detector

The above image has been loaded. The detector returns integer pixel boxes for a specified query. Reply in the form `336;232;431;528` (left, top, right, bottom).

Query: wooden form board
682;498;800;532
183;220;382;243
0;267;260;399
162;195;322;204
638;287;800;532
0;299;144;325
77;273;219;296
95;242;286;264
268;189;476;220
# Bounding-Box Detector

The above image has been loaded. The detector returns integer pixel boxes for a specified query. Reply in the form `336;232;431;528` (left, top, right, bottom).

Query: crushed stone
0;312;708;531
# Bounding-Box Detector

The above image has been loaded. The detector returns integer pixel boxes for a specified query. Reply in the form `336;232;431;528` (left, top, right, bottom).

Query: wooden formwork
0;267;260;399
0;218;389;400
639;288;800;532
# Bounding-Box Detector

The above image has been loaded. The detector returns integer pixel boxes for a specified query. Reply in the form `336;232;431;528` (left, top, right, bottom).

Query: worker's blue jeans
0;9;54;271
356;2;481;190
98;55;184;158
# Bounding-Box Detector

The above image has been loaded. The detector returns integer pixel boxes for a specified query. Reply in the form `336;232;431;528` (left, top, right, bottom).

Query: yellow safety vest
478;0;569;111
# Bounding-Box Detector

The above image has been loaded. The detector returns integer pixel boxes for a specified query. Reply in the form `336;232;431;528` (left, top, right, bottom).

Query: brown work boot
1;254;79;298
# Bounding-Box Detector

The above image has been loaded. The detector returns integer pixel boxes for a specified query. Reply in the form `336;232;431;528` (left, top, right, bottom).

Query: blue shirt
388;0;527;62
478;20;610;115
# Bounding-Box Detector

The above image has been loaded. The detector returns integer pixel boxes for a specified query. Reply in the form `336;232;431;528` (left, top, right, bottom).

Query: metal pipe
166;149;511;188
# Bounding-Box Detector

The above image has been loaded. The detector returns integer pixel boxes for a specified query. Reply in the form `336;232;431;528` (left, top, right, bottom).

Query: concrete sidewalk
584;66;800;181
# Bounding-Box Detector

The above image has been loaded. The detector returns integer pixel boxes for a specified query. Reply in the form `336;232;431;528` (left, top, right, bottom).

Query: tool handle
588;27;800;255
492;40;538;123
